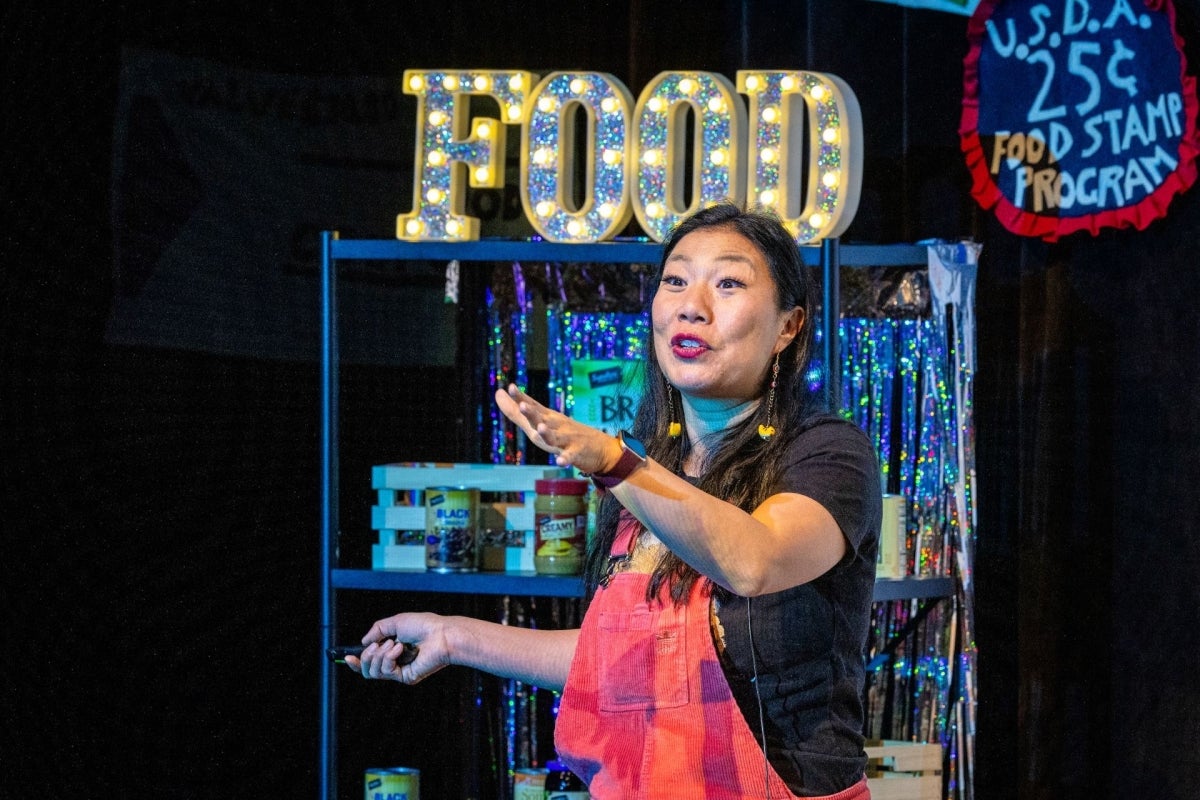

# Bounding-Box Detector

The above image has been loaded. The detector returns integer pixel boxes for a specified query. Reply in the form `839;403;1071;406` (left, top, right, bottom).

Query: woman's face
651;226;803;404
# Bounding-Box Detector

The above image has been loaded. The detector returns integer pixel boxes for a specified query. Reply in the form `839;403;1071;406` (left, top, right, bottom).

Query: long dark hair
584;202;822;602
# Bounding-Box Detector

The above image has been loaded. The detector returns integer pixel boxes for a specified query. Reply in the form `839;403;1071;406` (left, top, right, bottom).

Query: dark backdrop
4;1;1200;798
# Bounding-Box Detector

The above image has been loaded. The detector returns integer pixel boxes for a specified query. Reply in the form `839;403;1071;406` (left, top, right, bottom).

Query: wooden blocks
864;740;943;800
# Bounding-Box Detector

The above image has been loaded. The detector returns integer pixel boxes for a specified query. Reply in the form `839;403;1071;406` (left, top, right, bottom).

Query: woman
349;203;881;799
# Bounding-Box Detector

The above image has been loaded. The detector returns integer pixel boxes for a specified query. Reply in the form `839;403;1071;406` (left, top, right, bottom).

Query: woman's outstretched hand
494;384;620;475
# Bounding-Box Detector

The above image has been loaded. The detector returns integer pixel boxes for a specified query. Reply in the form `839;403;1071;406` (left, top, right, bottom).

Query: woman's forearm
611;458;844;596
446;617;579;691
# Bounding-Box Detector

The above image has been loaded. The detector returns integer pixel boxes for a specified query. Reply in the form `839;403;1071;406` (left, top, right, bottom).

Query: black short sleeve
773;414;883;558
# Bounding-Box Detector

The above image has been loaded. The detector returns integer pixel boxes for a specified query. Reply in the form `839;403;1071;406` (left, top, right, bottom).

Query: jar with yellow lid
533;478;588;575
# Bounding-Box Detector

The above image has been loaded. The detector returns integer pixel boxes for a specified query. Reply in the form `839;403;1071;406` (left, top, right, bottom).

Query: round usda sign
960;0;1200;240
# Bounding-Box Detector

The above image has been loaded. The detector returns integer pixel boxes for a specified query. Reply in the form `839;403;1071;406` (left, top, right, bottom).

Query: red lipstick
670;333;710;359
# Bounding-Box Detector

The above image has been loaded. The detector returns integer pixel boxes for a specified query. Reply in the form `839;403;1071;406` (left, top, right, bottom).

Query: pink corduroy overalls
554;518;871;800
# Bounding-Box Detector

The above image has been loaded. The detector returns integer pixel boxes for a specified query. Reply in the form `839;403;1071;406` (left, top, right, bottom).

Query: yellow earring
758;353;780;440
667;381;682;438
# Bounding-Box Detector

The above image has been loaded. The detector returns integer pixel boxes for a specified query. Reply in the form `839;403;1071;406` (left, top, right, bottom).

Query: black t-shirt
713;414;882;796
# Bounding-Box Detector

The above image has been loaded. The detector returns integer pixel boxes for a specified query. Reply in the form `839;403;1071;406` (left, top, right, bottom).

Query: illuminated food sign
396;69;863;244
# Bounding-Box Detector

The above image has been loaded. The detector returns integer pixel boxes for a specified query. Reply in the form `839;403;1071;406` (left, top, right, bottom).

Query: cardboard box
875;494;908;579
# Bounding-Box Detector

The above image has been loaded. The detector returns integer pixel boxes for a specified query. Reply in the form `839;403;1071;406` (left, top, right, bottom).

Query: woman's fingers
494;383;613;472
497;385;562;453
353;638;416;682
495;386;540;434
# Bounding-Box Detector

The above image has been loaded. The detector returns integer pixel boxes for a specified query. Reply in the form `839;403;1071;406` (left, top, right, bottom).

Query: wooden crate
864;740;942;800
370;462;571;571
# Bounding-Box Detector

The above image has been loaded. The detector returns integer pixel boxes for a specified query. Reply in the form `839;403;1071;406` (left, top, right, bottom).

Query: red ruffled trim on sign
959;0;1200;242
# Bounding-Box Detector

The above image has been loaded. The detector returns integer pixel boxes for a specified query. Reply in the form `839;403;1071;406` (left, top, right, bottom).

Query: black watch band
590;430;647;489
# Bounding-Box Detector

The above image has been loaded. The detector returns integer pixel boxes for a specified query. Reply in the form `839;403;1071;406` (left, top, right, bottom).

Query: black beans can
364;766;419;799
424;486;479;572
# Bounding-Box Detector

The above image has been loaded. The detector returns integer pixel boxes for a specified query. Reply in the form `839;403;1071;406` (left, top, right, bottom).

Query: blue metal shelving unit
318;235;935;800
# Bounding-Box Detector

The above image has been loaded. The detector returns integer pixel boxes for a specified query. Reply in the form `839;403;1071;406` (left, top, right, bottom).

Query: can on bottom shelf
364;766;419;800
545;760;588;799
513;766;548;800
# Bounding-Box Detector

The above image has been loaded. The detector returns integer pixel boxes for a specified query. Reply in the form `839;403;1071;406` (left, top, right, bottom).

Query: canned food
533;478;588;575
424;486;479;572
513;766;548;800
364;766;419;800
545;760;588;799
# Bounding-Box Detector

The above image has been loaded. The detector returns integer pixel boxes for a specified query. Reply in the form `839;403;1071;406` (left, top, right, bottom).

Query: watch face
619;430;647;460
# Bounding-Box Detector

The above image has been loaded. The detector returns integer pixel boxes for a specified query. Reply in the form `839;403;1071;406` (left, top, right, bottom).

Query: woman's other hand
494;384;621;474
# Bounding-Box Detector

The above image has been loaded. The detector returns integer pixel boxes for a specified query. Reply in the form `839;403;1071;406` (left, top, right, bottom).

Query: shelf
332;568;954;602
332;568;585;597
871;576;955;602
328;237;929;268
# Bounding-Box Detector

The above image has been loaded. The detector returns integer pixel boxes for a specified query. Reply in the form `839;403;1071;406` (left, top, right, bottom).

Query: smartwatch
590;430;647;489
